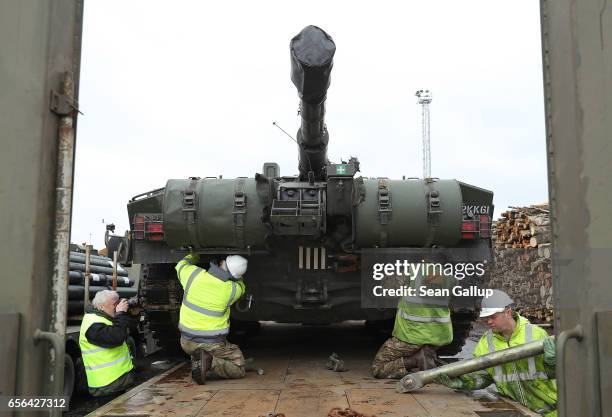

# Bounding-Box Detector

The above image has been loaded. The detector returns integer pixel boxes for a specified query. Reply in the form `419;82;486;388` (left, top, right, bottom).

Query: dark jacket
85;307;130;348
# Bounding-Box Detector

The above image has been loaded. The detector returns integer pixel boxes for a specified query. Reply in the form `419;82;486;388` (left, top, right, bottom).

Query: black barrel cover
290;25;336;104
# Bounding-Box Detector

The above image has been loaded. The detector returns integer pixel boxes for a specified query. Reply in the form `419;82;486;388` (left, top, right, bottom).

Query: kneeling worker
79;290;135;396
436;290;557;417
176;252;248;384
372;272;453;379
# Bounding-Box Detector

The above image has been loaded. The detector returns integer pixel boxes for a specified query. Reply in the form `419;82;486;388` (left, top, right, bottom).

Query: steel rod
112;250;118;290
44;71;76;414
84;244;91;312
396;339;546;393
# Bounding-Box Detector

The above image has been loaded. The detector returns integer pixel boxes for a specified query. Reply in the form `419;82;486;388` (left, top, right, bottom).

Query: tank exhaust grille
298;246;326;270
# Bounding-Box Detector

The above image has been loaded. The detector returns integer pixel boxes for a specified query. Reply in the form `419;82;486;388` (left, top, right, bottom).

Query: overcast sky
72;1;547;248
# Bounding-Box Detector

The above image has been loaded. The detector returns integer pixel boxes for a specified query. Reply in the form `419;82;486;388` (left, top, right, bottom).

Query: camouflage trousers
371;336;438;379
89;370;135;397
180;337;246;379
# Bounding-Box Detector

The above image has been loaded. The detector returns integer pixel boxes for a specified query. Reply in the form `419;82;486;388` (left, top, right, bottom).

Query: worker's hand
116;298;129;313
434;373;464;389
543;336;556;366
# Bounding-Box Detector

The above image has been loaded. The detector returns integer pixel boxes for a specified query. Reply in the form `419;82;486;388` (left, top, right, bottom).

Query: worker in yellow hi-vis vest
79;290;135;396
372;270;455;379
436;290;557;416
176;253;247;384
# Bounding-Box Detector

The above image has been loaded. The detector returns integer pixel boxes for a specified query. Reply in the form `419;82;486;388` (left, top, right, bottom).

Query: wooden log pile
487;204;554;324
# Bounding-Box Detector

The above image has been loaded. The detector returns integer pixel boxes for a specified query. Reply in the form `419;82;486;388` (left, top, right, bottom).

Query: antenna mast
415;89;432;178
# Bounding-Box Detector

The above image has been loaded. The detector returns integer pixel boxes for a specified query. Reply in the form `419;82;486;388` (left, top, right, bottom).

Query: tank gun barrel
290;26;336;181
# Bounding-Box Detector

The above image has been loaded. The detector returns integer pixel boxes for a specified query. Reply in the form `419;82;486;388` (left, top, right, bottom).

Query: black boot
191;358;203;385
191;349;213;385
403;356;418;371
415;345;437;371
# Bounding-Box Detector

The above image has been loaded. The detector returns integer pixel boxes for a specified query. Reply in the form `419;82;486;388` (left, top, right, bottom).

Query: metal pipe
45;71;76;413
68;271;135;287
69;254;116;268
33;330;65;417
557;325;583;417
70;261;129;276
70;251;116;262
396;339;546;393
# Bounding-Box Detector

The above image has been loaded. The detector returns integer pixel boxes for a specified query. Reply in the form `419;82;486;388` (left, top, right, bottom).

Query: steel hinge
234;192;246;210
49;89;79;116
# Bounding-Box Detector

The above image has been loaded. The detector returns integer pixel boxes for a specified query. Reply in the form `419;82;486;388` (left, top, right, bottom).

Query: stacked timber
487;204;554;324
68;250;137;315
492;204;550;249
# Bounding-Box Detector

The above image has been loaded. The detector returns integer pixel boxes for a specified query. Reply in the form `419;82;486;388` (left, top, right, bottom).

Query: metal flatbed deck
88;324;539;417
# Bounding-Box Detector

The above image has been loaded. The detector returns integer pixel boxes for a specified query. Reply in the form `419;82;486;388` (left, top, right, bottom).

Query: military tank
118;26;494;355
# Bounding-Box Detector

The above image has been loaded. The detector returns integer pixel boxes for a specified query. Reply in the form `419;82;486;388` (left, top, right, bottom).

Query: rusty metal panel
541;0;612;415
0;0;83;407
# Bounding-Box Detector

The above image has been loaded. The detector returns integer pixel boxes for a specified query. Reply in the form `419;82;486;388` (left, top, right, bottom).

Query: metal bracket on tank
182;178;199;226
233;178;247;248
377;178;392;225
424;179;442;246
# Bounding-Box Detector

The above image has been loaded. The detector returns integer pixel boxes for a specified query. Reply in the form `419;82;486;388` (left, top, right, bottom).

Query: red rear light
479;215;491;238
147;223;163;233
461;221;476;239
461;215;491;240
133;215;164;241
146;222;164;241
462;221;477;231
133;215;145;240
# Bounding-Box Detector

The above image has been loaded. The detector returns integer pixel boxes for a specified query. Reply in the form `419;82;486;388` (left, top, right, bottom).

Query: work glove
543;336;556;367
185;251;200;264
435;373;465;390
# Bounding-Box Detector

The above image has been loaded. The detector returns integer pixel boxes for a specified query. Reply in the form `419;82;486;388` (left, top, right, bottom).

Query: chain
328;408;377;417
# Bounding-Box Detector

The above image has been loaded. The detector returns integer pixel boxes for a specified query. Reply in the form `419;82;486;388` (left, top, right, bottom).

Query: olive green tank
119;26;494;354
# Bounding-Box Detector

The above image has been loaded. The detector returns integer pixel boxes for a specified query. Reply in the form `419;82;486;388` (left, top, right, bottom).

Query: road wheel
64;354;75;400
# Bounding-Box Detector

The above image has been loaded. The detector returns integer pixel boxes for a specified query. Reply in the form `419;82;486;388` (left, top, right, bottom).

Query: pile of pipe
68;251;137;315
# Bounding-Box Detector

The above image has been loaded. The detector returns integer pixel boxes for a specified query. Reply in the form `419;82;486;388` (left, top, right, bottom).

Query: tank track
139;263;183;353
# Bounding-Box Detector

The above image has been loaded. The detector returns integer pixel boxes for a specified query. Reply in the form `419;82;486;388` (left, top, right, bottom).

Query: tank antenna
272;121;297;143
272;121;313;174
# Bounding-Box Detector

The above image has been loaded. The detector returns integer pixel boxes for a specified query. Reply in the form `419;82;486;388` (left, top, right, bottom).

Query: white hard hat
226;255;248;278
480;289;513;318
